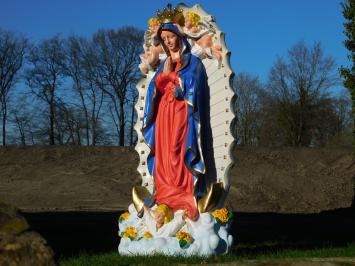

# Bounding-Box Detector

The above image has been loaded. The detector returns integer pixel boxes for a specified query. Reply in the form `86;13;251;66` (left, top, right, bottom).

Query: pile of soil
0;146;354;213
228;147;355;213
0;146;139;211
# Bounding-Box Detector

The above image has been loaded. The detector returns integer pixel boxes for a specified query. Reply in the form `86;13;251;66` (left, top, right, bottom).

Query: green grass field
60;242;355;266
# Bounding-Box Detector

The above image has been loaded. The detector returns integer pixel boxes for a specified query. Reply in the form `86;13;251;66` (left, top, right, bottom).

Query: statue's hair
154;204;173;224
185;12;201;27
148;17;160;29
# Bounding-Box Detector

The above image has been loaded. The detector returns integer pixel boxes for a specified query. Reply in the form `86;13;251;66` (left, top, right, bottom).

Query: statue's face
185;18;193;29
149;21;159;33
160;30;180;53
154;211;164;226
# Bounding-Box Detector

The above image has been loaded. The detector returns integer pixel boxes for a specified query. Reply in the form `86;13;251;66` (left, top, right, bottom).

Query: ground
0;146;354;213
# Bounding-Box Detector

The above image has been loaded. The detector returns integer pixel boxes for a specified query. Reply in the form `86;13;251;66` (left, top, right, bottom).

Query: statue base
118;204;234;256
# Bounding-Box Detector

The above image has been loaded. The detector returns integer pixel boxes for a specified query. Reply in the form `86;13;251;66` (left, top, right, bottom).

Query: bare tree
9;93;45;145
266;41;339;146
64;35;90;145
92;27;143;146
11;95;33;146
80;38;105;146
52;100;89;145
340;0;355;150
232;73;263;146
0;29;27;146
26;35;65;145
333;90;353;133
322;89;353;146
64;35;105;146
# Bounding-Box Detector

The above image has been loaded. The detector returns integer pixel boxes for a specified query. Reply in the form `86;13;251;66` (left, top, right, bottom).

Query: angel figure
139;17;165;74
143;204;186;237
184;11;222;63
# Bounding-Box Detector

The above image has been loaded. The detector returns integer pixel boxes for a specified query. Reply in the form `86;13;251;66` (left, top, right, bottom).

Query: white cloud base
118;204;233;256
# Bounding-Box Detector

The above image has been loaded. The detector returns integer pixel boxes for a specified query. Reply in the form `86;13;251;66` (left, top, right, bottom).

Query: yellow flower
126;226;135;232
118;212;130;223
143;231;153;238
212;208;231;223
220;208;228;215
176;231;187;240
176;231;193;243
122;226;137;239
184;235;192;243
119;212;130;223
121;212;130;219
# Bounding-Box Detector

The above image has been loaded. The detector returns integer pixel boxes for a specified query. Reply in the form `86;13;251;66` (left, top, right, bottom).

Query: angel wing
134;4;235;209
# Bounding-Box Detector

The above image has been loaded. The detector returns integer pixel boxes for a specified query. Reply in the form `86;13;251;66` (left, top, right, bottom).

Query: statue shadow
22;207;355;260
200;77;217;189
230;207;355;255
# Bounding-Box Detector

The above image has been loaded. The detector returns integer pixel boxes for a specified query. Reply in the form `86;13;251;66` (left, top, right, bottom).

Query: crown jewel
156;3;185;26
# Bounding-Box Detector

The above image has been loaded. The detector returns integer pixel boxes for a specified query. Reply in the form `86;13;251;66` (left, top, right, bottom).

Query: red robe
153;61;198;219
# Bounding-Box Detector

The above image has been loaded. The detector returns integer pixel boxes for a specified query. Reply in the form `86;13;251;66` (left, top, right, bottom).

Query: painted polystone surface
119;3;235;256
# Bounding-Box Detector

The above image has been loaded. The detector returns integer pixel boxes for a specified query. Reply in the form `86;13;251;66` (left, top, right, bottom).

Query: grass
60;242;355;265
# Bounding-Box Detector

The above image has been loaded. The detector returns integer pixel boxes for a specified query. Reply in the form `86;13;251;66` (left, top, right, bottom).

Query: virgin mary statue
119;4;234;256
141;20;209;220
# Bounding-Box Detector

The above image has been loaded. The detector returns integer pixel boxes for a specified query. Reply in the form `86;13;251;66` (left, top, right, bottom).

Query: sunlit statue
119;3;235;256
141;20;209;221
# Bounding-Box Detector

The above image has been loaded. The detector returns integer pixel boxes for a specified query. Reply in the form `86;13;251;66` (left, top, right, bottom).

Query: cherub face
160;30;180;53
154;211;164;225
149;21;159;33
185;18;193;29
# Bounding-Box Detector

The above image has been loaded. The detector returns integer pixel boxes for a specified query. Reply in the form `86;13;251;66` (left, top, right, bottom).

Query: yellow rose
212;208;231;223
143;231;153;238
176;231;188;240
176;231;183;239
184;235;192;243
126;226;135;232
119;211;130;223
122;226;137;239
212;209;219;217
220;208;228;215
176;231;193;243
122;212;130;219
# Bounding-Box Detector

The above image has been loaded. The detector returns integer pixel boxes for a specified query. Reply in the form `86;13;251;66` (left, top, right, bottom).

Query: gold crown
156;4;185;26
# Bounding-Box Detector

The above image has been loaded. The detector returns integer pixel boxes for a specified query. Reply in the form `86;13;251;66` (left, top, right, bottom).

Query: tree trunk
92;121;96;146
2;107;6;146
49;96;55;145
130;101;135;146
15;113;26;146
79;91;90;146
119;99;125;146
1;100;7;146
91;91;97;146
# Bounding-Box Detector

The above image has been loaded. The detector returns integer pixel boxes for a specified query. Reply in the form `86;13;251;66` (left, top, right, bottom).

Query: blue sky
0;0;348;83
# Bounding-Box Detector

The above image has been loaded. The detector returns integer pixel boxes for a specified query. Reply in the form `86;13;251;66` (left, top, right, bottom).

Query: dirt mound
0;146;139;211
0;146;354;213
228;147;355;213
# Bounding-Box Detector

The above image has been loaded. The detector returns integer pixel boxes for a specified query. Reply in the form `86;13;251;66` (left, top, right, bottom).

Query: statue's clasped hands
156;56;183;100
163;56;173;76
